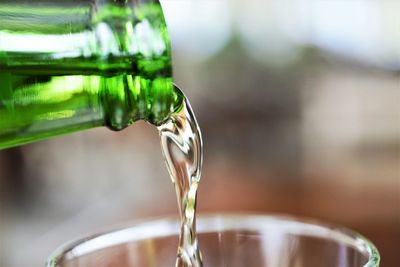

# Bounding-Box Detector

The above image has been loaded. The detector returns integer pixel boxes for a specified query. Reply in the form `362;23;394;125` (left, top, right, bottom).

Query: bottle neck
0;0;179;149
95;0;179;129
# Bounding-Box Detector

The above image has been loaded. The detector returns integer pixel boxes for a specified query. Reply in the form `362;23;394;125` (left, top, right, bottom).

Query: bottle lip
145;83;185;127
171;83;185;113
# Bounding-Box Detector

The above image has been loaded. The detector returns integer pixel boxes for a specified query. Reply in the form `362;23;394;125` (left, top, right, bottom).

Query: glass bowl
46;214;380;267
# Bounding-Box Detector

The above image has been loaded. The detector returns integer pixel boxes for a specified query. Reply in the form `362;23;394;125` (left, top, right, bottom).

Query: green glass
0;0;181;149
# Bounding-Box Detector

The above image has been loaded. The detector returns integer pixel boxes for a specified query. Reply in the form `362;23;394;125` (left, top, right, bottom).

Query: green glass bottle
0;0;182;149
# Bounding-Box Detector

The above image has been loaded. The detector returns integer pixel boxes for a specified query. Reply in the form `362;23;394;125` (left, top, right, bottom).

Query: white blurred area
163;0;399;185
162;0;400;68
1;1;399;267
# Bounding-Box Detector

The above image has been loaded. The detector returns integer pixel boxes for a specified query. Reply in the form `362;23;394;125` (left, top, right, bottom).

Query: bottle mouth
102;76;181;130
143;83;185;126
171;84;185;113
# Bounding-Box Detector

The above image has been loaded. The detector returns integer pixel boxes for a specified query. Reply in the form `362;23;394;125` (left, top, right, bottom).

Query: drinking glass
45;214;380;267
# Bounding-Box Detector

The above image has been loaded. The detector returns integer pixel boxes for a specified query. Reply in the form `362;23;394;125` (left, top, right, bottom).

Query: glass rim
45;213;380;267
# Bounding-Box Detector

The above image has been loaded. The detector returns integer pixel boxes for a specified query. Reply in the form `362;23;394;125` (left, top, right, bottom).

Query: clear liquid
158;87;203;267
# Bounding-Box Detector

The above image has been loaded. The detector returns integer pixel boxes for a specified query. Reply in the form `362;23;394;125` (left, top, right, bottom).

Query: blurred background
1;0;399;266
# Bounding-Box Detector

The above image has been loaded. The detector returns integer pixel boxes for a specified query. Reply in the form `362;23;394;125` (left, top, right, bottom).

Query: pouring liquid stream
158;88;204;267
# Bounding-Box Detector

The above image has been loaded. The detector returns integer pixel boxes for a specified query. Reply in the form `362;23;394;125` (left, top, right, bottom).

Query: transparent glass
45;214;380;267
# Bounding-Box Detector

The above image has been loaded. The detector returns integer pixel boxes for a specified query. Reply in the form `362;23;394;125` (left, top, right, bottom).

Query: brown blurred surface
196;165;400;267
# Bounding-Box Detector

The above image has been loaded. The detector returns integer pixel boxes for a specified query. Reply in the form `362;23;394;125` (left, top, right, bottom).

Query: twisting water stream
158;87;204;267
